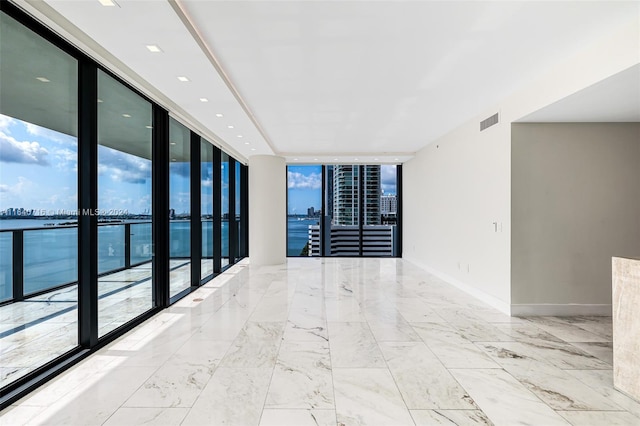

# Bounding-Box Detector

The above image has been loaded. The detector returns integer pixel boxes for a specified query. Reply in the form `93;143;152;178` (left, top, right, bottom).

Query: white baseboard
403;256;511;316
510;304;612;317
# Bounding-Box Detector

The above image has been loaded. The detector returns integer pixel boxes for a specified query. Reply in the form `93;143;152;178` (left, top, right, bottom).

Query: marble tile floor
1;258;637;426
0;259;209;389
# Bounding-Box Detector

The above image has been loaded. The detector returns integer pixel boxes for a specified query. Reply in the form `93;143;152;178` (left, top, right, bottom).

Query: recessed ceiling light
170;142;176;145
35;77;50;82
394;158;399;161
293;158;298;161
122;114;131;118
177;76;190;82
374;158;379;161
146;126;153;129
237;135;243;138
244;142;250;145
227;125;234;129
215;113;223;118
97;98;103;103
98;0;118;6
199;98;209;103
355;158;359;161
313;158;318;161
145;45;162;53
251;148;256;151
333;158;338;161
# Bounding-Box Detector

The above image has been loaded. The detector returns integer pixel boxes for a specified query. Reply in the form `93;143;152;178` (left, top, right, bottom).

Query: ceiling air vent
480;113;499;131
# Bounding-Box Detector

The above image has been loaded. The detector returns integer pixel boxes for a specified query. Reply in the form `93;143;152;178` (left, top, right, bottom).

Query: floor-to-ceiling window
168;118;191;297
201;140;214;281
286;164;401;257
234;161;242;263
0;3;249;407
97;70;154;337
221;152;230;268
287;165;322;256
0;9;79;388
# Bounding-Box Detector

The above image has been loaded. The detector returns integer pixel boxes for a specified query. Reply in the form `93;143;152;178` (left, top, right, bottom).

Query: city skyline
0;114;235;216
287;164;398;215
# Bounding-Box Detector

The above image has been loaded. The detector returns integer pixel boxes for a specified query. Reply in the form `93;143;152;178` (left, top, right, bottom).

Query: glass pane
169;118;191;296
97;70;153;337
0;10;79;388
328;165;362;256
0;233;11;302
24;227;78;294
130;222;152;265
379;165;399;256
221;152;230;267
287;165;322;256
235;161;241;261
98;225;125;274
201;140;214;280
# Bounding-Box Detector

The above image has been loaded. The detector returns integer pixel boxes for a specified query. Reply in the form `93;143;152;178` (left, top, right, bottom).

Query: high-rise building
381;194;397;215
332;165;381;225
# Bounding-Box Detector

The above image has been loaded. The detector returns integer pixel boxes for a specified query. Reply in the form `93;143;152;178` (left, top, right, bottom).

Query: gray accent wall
511;122;640;306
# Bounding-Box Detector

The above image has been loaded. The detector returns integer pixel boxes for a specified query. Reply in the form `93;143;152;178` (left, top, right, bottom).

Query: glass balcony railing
0;220;235;304
0;221;155;303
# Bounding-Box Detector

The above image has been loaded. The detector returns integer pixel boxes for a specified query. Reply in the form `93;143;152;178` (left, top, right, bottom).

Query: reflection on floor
1;258;636;426
0;259;212;389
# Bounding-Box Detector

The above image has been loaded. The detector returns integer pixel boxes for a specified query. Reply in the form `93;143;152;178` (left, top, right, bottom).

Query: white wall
511;123;640;315
403;20;639;315
249;155;286;266
403;115;512;313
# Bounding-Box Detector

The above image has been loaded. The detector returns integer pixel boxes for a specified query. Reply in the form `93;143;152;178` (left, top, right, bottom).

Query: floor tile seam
319;297;341;426
459;364;628;416
360;312;416;418
257;317;289;426
558;372;640;416
99;268;252;420
448;367;563;413
468;340;606;380
554;408;639;413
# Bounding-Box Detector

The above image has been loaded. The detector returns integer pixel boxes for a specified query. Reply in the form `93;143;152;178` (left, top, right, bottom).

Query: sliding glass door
0;9;79;387
0;3;250;405
97;70;154;337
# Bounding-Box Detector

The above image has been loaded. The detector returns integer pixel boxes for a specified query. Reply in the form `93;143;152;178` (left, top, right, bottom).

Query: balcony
0;221;210;388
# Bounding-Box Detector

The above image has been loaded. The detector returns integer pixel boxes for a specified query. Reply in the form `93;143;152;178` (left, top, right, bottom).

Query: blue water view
0;219;230;302
287;217;318;257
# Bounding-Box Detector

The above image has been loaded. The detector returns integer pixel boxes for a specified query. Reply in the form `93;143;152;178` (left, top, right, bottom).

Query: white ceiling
22;0;640;164
519;64;640;123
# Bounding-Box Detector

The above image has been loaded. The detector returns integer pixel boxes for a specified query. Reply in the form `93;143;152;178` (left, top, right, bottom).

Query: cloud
98;146;151;184
0;131;50;165
288;171;322;190
6;177;33;194
0;184;9;192
0;115;14;133
25;122;77;146
381;165;397;186
53;148;77;172
381;165;397;195
170;162;190;178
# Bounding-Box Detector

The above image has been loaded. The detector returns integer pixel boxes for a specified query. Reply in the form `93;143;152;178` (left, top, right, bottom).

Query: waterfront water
287;217;318;257
0;219;230;301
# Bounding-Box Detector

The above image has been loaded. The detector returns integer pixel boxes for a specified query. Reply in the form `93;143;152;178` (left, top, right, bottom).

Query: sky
1;113;391;218
0;113;229;216
287;164;397;215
